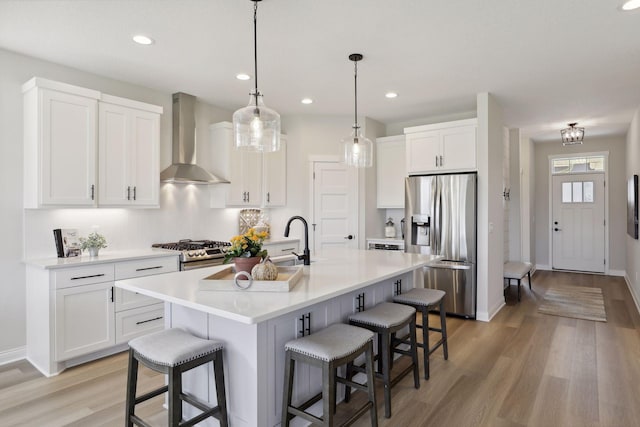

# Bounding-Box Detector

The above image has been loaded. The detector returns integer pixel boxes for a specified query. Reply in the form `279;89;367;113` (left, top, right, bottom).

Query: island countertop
115;248;440;325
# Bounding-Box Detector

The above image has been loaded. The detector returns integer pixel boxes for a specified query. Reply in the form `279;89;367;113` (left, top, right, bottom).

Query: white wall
533;136;626;272
508;129;522;261
626;105;640;309
476;93;505;321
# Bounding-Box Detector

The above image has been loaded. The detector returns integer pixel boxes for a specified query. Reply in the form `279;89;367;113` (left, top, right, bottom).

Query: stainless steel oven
152;240;230;271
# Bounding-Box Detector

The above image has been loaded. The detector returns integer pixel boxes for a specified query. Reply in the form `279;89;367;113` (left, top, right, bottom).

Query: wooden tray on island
199;265;303;292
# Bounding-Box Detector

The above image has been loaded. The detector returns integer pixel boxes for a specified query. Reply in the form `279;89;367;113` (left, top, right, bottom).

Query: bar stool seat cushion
393;288;445;307
284;324;374;362
129;328;223;367
348;302;416;328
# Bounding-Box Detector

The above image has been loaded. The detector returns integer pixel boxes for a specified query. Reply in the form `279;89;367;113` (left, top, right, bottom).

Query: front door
312;160;358;251
551;173;605;272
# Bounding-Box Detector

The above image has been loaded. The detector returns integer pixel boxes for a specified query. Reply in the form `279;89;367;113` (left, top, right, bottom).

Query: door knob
344;235;354;240
554;228;561;231
554;221;558;225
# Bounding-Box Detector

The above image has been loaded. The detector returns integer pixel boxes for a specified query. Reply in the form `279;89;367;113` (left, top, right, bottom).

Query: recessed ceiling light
132;35;154;45
236;73;251;81
385;92;398;99
301;98;313;104
622;0;640;10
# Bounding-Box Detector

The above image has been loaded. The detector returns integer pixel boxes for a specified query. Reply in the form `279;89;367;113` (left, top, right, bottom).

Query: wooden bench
503;261;532;302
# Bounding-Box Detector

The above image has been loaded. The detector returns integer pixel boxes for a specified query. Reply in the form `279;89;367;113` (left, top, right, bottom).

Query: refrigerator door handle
434;179;441;254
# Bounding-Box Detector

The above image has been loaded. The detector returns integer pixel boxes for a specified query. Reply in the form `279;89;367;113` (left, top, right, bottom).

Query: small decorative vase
88;247;100;257
234;256;261;274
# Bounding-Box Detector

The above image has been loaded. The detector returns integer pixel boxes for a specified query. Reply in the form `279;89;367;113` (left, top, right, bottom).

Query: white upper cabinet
23;78;99;208
98;96;161;207
405;118;477;175
376;135;406;208
23;77;162;209
209;122;287;208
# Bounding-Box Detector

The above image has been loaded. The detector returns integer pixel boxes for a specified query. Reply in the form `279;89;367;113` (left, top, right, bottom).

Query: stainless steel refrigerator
404;173;477;318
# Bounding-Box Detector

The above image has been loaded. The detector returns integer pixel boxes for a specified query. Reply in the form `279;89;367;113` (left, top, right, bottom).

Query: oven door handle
181;258;225;271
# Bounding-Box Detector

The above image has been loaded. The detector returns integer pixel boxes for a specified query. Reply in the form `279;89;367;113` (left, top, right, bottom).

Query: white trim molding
625;273;640;316
0;346;26;366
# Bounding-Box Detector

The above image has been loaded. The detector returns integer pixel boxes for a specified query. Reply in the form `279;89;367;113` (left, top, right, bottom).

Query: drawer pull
136;316;163;325
135;266;163;272
280;247;296;252
70;273;105;280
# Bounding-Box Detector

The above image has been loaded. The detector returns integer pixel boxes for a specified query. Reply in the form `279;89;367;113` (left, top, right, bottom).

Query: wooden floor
1;271;639;426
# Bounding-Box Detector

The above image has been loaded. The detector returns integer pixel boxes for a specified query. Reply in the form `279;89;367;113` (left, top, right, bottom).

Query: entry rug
538;285;607;322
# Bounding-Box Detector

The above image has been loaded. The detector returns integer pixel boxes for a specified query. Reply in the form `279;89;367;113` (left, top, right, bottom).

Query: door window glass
552;156;605;174
583;181;594;202
572;182;583;202
562;182;572;203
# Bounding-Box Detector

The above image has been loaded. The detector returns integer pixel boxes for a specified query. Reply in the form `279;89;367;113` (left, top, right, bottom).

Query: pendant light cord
353;60;358;130
253;1;259;106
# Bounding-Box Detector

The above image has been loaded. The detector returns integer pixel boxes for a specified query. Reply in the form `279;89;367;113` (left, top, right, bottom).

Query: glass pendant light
233;0;280;152
340;53;372;168
561;122;585;146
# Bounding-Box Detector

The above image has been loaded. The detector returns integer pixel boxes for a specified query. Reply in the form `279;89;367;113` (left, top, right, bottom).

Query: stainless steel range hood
160;92;229;184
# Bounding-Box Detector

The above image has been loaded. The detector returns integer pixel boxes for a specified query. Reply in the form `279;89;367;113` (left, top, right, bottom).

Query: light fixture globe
233;92;280;152
561;122;585;146
341;53;373;168
340;127;373;168
233;0;281;152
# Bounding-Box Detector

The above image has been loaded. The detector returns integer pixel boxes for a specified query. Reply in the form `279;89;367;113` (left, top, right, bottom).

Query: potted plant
79;232;107;257
224;228;268;272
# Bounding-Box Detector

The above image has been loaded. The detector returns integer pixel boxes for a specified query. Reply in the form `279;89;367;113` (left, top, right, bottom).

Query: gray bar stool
347;302;420;418
393;288;448;380
126;328;228;427
282;323;378;427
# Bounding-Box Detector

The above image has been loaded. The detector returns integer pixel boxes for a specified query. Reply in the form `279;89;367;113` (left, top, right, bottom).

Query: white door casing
551;173;605;273
311;158;358;251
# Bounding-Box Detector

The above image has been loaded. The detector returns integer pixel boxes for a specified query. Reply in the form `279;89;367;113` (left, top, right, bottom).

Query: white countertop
115;248;440;325
262;237;300;245
24;248;179;269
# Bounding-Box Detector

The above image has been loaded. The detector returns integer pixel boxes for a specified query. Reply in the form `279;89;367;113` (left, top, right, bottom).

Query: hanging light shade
233;0;280;152
561;122;585;146
340;53;373;168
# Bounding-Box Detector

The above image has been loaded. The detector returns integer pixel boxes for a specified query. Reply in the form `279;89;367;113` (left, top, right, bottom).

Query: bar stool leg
364;341;378;427
168;366;182;426
410;319;420;388
528;271;532;290
281;351;295;427
424;307;431;380
381;330;392;418
125;350;138;427
213;352;229;427
322;363;334;427
440;299;449;360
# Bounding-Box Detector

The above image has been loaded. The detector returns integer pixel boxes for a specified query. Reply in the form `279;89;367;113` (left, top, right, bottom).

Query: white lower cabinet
55;282;115;361
26;254;178;376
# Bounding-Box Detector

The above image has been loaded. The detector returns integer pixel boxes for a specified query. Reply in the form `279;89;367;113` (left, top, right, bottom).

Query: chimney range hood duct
160;92;229;184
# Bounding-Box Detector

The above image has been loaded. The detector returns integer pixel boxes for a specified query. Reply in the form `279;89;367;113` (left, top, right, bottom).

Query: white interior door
551;173;605;272
312;160;358;251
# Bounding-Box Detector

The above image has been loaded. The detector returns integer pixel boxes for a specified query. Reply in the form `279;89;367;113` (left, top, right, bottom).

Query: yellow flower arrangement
223;228;269;263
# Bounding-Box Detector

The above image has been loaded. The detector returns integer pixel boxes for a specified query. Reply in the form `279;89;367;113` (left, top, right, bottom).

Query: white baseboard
624;274;640;316
0;346;26;366
535;264;552;271
609;269;626;277
477;298;506;322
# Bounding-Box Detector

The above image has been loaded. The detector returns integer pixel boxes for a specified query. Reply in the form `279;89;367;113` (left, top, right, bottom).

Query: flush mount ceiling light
340;53;373;168
622;0;640;11
561;122;585;146
236;73;251;81
232;0;280;152
132;34;154;45
301;98;313;104
385;92;398;99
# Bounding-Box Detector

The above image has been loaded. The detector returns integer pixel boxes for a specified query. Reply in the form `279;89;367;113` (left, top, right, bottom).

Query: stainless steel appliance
152;240;230;271
404;172;477;318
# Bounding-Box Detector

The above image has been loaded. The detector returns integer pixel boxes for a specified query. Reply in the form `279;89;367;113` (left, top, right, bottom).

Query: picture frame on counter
53;228;81;257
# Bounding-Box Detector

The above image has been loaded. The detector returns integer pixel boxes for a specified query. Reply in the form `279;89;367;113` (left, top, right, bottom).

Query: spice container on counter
385;218;396;238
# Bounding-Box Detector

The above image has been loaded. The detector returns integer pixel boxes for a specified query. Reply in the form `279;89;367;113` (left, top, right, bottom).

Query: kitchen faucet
284;216;311;265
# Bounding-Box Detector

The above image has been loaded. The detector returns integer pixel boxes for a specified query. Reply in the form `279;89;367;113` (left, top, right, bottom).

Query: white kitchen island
115;248;439;426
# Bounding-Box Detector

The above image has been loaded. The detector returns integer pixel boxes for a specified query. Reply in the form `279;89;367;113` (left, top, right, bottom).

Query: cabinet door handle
247;191;250;203
298;312;311;337
110;286;114;303
133;186;136;201
70;273;105;280
280;247;296;252
394;279;402;296
440;155;443;167
136;316;163;325
135;266;163;272
267;192;270;203
127;186;131;201
355;293;365;312
91;184;95;200
435;156;439;167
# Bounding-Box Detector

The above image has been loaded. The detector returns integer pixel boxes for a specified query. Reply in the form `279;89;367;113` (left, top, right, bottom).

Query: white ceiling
1;0;639;142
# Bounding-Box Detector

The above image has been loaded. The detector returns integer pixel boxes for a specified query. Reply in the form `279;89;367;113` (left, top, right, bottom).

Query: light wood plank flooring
1;271;639;426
